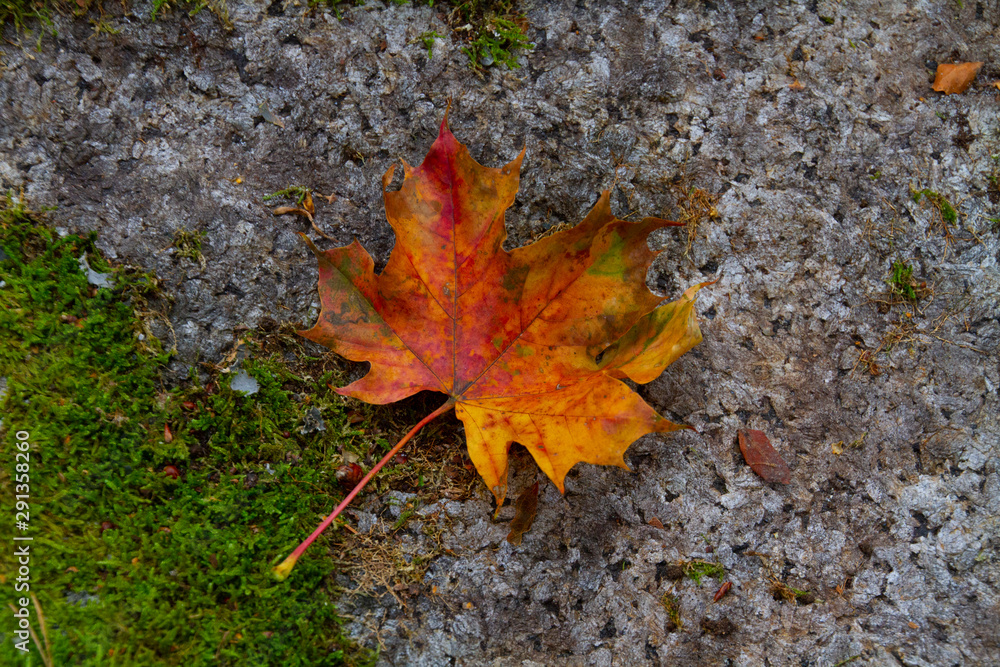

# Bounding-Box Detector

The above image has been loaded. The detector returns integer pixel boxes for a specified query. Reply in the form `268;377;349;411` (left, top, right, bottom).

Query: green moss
660;593;682;631
418;29;443;59
150;0;231;25
681;559;726;585
887;260;918;300
460;15;532;70
0;194;373;666
0;0;53;34
263;186;312;205
1;0;230;32
911;188;958;227
172;228;207;266
4;0;530;71
309;0;364;20
314;0;532;70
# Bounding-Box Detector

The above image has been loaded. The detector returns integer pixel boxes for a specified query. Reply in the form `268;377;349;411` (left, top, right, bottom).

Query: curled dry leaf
272;206;313;221
506;481;539;546
713;581;733;602
738;429;791;484
932;62;983;95
272;189;335;240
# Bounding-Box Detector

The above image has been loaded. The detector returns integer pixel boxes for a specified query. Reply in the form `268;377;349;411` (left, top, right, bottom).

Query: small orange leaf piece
713;581;732;602
932;62;983;95
163;423;173;443
738;429;791;484
272;206;313;222
506;481;539;545
301;114;708;507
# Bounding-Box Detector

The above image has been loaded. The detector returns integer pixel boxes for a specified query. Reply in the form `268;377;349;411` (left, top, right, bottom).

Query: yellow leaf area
301;116;708;505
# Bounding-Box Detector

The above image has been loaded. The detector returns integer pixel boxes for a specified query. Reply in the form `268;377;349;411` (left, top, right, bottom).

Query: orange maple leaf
932;62;983;95
274;115;708;578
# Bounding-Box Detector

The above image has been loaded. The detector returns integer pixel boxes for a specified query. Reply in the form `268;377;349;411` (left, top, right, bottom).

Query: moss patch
0;195;373;666
1;0;229;33
887;259;918;301
911;187;958;238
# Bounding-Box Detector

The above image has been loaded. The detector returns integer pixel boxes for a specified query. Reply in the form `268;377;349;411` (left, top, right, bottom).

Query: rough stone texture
2;0;999;664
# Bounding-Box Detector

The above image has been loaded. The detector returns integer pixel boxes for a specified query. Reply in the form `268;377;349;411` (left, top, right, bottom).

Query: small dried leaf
738;429;791;484
648;517;665;530
713;581;733;602
303;190;315;216
164;423;173;443
932;62;983;95
506;481;539;546
272;206;314;222
788;80;806;91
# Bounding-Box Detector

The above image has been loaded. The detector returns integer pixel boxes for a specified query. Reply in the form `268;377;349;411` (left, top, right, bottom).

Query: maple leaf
931;62;983;95
273;114;708;579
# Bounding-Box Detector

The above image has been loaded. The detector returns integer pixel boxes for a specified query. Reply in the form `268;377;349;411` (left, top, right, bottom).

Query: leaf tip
382;163;398;192
297;232;321;256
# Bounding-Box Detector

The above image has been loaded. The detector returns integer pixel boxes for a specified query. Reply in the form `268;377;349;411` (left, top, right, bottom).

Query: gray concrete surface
2;0;998;664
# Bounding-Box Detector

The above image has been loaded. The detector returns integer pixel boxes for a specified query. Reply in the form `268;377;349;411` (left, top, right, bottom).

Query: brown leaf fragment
738;429;791;484
713;581;732;602
272;204;336;241
272;206;314;222
932;62;983;95
648;517;665;530
163;423;173;443
788;80;806;91
506;481;539;546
